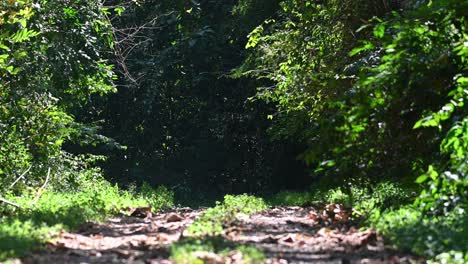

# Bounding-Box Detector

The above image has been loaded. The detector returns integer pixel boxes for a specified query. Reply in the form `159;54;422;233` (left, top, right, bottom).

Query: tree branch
0;197;21;208
33;167;51;206
9;165;32;189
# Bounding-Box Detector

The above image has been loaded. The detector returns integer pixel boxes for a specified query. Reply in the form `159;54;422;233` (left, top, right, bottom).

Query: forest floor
21;207;424;264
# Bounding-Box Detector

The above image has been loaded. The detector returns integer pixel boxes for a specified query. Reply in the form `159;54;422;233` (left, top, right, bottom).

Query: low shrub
368;205;467;259
268;181;411;214
0;181;174;260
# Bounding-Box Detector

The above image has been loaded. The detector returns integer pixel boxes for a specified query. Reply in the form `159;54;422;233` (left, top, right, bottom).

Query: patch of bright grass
170;236;264;264
368;205;467;260
0;182;174;260
267;181;411;215
0;219;59;260
186;194;267;236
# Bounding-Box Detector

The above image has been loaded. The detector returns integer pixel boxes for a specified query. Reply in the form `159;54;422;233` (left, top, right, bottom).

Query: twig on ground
33;167;51;206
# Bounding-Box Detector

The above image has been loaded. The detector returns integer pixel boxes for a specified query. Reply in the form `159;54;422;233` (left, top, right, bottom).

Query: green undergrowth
170;237;264;264
186;194;267;237
0;182;174;260
268;181;412;215
268;181;467;262
368;206;467;263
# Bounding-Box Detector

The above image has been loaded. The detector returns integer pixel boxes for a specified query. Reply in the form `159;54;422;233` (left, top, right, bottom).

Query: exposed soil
22;207;423;264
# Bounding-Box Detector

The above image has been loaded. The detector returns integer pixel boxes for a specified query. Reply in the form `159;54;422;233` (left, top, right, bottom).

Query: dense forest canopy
0;0;466;261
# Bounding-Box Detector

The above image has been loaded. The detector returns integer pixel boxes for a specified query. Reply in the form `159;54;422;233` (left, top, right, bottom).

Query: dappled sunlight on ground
24;207;423;264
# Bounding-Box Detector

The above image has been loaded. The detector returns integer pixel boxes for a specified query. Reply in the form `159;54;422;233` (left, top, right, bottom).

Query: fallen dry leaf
317;227;331;237
334;211;349;222
281;235;295;243
130;207;153;218
307;211;319;221
227;250;243;263
26;207;423;264
166;213;184;222
91;234;103;240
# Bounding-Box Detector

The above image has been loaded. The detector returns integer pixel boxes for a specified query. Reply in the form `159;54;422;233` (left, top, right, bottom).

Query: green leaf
349;41;374;56
0;44;10;51
373;24;385;38
416;174;429;184
115;7;124;16
413;119;423;129
414;115;439;128
18;18;27;28
10;29;40;43
356;24;371;33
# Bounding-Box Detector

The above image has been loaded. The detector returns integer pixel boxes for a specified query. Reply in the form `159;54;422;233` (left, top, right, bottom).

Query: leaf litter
23;205;423;263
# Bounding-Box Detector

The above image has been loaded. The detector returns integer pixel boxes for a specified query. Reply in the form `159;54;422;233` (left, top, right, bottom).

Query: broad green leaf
416;174;429;183
349;41;374;56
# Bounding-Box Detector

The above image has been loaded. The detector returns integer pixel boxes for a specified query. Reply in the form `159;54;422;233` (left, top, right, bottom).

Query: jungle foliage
235;0;467;259
0;0;115;194
0;0;467;261
239;0;467;215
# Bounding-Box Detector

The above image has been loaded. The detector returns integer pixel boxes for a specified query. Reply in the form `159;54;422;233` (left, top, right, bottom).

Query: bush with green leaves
240;0;467;195
344;0;468;215
369;205;466;259
0;0;115;193
429;251;467;264
0;218;57;261
138;183;175;210
236;0;402;183
241;0;466;226
268;181;410;214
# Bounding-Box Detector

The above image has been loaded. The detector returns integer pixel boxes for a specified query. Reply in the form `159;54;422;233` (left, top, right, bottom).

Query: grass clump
368;205;467;260
0;181;174;260
185;194;267;237
0;219;59;260
268;181;411;215
170;237;264;264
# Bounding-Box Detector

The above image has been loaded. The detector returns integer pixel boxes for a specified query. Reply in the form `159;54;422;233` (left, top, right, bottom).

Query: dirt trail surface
24;207;423;264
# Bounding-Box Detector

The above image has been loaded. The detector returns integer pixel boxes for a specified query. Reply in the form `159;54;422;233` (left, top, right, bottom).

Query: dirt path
24;207;423;264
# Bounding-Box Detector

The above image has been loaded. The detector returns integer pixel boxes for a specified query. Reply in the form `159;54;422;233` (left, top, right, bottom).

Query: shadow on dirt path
24;207;423;264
